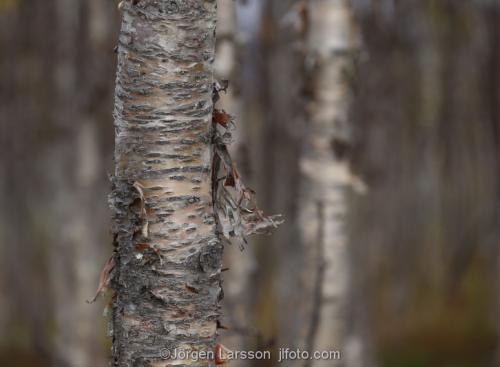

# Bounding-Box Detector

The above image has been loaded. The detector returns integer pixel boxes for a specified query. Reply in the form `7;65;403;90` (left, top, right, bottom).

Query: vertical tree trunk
0;0;115;365
48;1;107;366
252;2;305;361
298;1;360;366
111;1;222;365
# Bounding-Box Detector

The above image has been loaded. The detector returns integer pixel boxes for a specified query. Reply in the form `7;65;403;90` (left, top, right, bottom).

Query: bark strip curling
108;1;281;366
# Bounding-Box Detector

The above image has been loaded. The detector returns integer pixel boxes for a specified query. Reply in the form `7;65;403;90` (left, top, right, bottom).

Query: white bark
299;1;361;366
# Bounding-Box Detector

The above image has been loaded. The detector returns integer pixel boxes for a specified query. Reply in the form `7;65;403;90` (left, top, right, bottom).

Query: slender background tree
0;0;117;365
298;1;363;366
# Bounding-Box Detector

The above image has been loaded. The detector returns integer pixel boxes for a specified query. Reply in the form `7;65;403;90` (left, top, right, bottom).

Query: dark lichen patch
199;241;223;275
169;175;186;181
143;186;163;192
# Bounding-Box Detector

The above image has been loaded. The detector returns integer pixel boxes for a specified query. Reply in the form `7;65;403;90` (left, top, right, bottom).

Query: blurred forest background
1;0;500;366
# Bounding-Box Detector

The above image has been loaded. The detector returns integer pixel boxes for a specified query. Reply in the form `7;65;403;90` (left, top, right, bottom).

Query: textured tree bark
298;1;361;366
110;1;222;366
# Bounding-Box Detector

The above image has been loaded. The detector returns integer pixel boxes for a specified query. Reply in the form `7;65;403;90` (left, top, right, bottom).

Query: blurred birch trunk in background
297;1;363;366
48;0;105;366
251;2;304;365
0;0;117;365
237;2;367;366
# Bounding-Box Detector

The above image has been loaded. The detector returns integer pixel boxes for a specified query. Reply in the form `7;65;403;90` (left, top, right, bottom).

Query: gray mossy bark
110;1;222;366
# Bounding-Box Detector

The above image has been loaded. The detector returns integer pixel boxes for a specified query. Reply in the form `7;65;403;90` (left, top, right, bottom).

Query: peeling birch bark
214;1;254;365
110;1;222;366
299;1;362;366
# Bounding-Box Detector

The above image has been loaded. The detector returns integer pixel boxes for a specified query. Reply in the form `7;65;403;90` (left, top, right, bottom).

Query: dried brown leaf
87;255;115;304
185;284;200;294
217;320;229;330
215;344;232;365
212;89;282;249
213;109;232;127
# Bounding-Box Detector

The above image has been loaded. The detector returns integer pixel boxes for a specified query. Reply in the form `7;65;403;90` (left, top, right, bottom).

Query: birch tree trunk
47;1;108;366
110;1;222;365
252;1;305;358
298;1;360;366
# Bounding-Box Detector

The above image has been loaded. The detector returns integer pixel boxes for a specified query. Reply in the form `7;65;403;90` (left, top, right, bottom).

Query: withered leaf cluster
212;82;283;250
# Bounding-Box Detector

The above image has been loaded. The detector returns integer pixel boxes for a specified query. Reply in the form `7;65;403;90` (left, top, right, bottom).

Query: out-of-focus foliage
0;0;19;12
0;0;119;365
350;1;500;366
